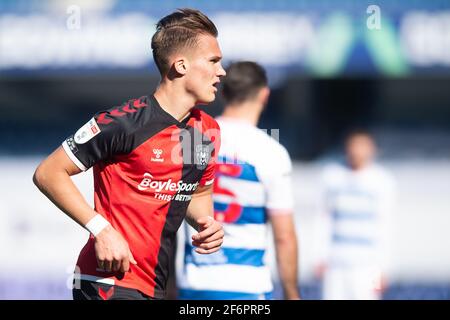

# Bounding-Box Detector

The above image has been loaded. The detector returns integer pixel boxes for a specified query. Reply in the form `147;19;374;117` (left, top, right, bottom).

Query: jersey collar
149;94;191;128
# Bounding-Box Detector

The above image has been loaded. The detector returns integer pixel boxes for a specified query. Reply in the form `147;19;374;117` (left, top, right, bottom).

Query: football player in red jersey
33;8;226;300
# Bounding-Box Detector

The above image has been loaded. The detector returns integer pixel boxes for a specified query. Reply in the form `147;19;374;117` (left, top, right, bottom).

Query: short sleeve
62;112;130;171
259;145;294;211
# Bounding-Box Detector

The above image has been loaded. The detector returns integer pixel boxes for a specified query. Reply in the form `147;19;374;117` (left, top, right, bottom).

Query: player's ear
259;86;270;105
173;57;188;75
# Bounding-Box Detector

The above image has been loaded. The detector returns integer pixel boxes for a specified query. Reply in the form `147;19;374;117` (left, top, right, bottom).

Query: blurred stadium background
1;0;450;299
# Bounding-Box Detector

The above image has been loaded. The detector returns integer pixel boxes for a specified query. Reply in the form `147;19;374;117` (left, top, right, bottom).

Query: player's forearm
185;214;199;231
33;162;97;228
275;235;300;299
186;186;214;230
186;202;213;230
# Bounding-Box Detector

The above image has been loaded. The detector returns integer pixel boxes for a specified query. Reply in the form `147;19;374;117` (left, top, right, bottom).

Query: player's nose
217;64;226;77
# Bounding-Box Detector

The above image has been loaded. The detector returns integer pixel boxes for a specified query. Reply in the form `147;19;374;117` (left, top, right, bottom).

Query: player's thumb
128;249;137;265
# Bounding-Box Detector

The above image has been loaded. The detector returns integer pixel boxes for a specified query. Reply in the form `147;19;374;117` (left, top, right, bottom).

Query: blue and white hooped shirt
177;116;294;300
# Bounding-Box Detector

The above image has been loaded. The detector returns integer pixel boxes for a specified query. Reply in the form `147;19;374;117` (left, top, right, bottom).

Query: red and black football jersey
62;95;220;298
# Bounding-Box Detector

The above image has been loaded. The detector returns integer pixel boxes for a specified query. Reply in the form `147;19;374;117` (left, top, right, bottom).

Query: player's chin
196;93;216;105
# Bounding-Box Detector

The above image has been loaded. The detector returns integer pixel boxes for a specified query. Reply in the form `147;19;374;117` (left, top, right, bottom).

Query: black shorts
73;280;156;300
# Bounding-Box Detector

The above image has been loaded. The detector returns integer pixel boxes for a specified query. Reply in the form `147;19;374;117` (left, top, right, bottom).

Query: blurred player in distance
177;61;301;300
315;130;396;300
33;8;226;300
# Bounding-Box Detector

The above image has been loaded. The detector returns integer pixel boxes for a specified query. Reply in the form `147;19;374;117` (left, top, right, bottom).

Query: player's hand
192;216;224;254
94;225;137;273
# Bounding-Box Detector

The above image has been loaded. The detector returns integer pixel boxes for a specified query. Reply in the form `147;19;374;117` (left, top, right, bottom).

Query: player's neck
221;102;262;126
348;162;371;172
153;83;195;122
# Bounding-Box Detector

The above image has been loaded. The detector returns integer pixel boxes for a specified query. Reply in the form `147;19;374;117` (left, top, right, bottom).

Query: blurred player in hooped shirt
315;130;396;300
177;61;300;300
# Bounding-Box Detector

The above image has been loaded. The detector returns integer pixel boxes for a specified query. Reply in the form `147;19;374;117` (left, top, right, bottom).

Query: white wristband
85;214;110;236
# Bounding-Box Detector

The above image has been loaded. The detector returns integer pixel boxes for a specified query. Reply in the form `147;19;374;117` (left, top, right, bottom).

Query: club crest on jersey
74;118;101;144
195;144;210;167
151;148;164;162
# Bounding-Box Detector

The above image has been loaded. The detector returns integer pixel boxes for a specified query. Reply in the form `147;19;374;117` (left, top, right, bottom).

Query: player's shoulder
93;95;151;133
227;123;287;156
215;117;292;172
322;162;348;184
251;127;292;173
369;163;396;187
323;162;347;175
263;132;290;162
191;108;220;131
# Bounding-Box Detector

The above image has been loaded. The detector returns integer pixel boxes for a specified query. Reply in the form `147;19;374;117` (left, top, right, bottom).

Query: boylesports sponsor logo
138;173;198;202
